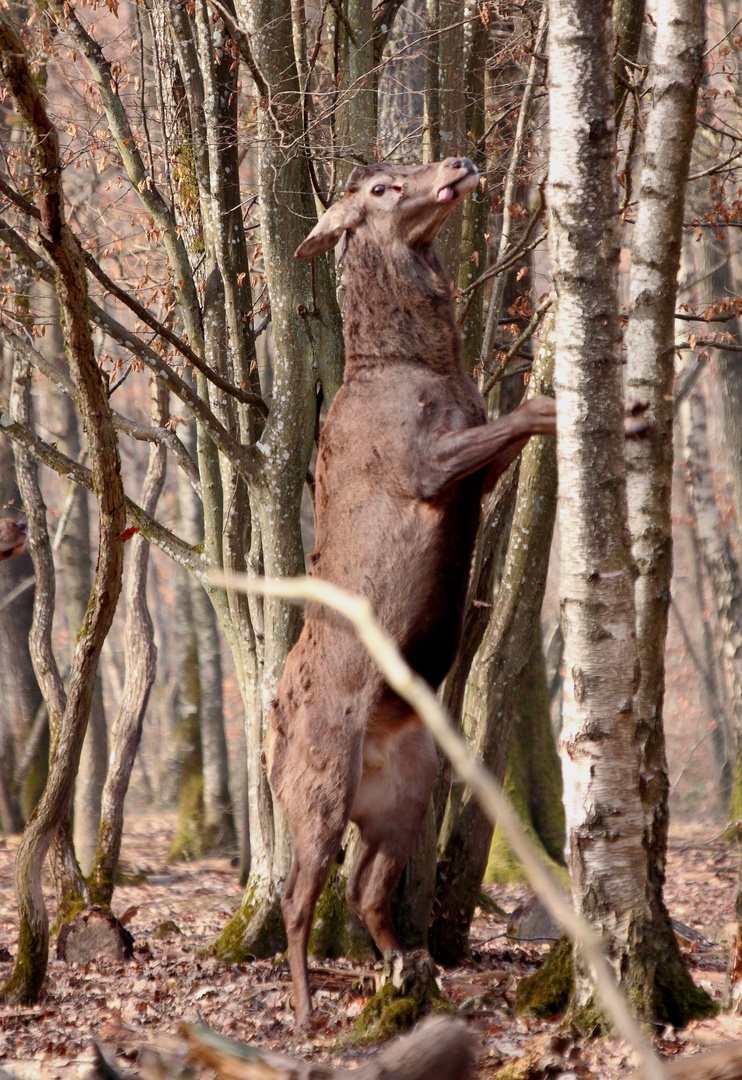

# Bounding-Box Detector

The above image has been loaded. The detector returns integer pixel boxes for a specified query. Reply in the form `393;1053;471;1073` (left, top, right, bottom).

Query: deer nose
446;157;477;174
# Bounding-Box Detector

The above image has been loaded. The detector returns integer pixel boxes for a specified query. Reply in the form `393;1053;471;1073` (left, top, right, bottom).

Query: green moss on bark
309;864;351;960
346;976;454;1045
731;749;742;823
485;636;566;888
167;773;206;861
559;917;716;1035
50;894;86;936
515;936;574;1019
212;883;287;962
0;916;47;1005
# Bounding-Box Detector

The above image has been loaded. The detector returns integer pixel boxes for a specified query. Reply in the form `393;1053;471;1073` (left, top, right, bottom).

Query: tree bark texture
484;631;566;886
624;0;711;1023
672;433;733;810
153;2;244;862
0;406;44;831
47;359;108;880
547;0;655;1021
88;383;168;907
215;0;345;960
423;0;466;277
680;384;742;792
0;20;125;1003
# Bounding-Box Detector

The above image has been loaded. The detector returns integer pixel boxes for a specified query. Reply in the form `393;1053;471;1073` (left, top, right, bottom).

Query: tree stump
57;906;134;963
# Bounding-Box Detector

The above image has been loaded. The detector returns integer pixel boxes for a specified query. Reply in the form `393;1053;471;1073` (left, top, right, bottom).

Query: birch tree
624;0;712;1021
550;0;666;1023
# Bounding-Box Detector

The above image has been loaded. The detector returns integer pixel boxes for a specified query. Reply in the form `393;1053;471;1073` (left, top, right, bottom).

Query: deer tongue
437;185;455;203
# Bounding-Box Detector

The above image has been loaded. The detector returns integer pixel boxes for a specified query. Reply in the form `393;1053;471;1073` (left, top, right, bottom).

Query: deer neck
341;235;463;377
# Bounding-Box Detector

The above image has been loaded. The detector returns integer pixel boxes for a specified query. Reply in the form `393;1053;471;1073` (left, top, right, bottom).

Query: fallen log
183;1016;475;1080
89;1016;475;1080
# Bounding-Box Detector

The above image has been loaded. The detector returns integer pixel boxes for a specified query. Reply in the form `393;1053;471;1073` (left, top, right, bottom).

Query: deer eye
371;184;386;196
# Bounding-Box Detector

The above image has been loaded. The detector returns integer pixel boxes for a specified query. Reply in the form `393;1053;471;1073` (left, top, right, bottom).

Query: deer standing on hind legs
266;157;556;1028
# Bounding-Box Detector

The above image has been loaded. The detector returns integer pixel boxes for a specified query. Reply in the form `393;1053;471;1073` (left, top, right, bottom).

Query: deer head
295;157;479;259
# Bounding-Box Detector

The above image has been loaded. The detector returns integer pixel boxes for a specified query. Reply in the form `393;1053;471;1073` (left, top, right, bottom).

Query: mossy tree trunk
152;2;241;861
167;422;210;862
46;324;108;880
214;0;345;961
484;631;565;886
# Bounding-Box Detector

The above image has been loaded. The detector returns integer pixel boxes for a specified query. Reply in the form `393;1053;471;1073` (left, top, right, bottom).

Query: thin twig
478;5;548;384
480;294;553;396
673;355;708;416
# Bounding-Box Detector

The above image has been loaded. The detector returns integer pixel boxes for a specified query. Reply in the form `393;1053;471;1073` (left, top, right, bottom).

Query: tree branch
46;0;203;344
0;213;258;479
480;294;553;396
0;182;268;416
0;415;204;577
0;321;202;496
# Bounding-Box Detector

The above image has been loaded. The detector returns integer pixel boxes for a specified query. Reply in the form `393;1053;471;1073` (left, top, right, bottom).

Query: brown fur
0;518;27;560
269;158;556;1027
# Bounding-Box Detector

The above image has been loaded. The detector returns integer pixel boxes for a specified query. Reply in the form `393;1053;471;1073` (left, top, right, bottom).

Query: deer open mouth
436;169;479;204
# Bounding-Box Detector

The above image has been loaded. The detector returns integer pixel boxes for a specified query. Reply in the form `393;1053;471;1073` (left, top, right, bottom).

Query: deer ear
294;197;364;259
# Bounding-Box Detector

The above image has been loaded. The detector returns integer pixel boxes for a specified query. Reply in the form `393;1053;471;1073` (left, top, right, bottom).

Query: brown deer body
267;158;556;1027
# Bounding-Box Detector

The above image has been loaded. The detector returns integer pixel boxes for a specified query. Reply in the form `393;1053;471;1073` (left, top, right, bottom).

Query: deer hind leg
348;715;437;956
281;823;345;1028
272;723;363;1029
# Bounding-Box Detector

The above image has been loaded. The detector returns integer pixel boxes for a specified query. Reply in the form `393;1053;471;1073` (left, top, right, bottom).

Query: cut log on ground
56;906;134;964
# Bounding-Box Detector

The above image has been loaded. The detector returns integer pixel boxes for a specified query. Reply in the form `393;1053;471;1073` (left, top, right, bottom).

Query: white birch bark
623;0;711;1022
549;0;653;1015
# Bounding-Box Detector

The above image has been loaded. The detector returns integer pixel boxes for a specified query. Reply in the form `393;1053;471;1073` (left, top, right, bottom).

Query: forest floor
0;815;740;1080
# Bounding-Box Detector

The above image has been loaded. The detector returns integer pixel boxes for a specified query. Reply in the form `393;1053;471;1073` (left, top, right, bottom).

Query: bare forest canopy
3;0;742;1071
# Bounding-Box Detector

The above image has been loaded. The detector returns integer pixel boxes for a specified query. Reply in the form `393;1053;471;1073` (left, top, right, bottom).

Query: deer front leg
417;395;556;500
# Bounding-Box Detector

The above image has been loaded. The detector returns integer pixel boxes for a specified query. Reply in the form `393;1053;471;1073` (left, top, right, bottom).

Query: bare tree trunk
152;0;240;860
0;20;125;1002
456;8;489;375
88;383;168;906
680;383;742;770
45;302;108;879
191;571;236;855
484;631;565;886
624;0;711;1022
0;393;45;830
673;422;734;809
215;0;344;960
548;0;654;1024
423;0;465;277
